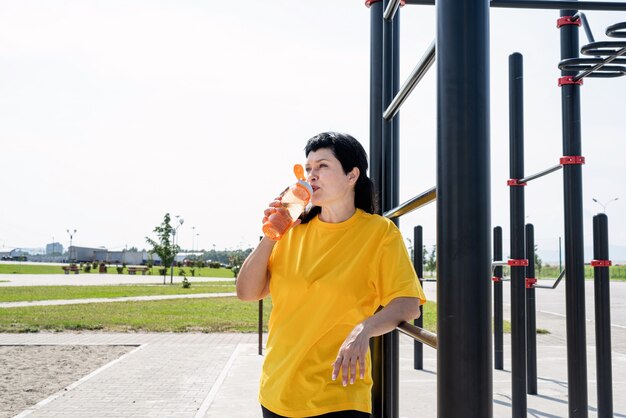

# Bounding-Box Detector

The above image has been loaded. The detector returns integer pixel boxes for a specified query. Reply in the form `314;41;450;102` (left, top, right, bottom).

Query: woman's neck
319;204;357;223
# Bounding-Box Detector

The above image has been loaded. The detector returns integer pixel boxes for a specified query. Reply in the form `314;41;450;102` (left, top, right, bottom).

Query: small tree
534;244;543;278
145;213;180;285
426;245;437;276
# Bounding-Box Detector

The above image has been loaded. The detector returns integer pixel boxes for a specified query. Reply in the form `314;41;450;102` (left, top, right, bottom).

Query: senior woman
237;132;426;418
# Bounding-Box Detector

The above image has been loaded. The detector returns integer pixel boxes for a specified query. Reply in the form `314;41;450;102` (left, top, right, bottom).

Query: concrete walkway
2;281;626;417
0;274;233;287
0;293;237;308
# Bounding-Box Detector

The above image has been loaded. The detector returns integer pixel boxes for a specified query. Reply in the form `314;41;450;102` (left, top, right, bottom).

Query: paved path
0;274;233;287
0;293;237;308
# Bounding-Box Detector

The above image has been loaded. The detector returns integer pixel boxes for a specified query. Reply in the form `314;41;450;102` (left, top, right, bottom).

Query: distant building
68;245;159;265
46;242;64;255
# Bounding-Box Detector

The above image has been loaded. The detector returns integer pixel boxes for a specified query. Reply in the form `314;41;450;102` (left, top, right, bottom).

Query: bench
128;266;150;275
62;265;80;275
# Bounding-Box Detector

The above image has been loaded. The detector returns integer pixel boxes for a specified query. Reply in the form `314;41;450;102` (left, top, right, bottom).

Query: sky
0;1;624;262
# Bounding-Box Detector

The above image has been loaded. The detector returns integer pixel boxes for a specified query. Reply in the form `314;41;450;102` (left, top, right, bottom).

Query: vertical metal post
258;300;263;355
436;0;492;416
368;1;384;416
413;225;424;370
258;235;264;356
525;223;537;394
381;1;400;415
493;226;504;370
593;214;613;418
559;7;589;417
509;52;527;418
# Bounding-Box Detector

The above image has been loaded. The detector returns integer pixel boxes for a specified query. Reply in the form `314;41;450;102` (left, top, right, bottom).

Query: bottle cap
294;180;313;202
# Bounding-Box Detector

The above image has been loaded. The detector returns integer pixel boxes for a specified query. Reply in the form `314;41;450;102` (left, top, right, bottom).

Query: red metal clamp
507;179;527;187
365;0;404;7
560;156;586;165
557;16;581;28
492;276;502;282
558;76;583;87
365;0;382;6
526;277;537;289
591;259;612;267
508;259;529;267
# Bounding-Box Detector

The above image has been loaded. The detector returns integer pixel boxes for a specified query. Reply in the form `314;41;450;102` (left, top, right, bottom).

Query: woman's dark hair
300;132;378;223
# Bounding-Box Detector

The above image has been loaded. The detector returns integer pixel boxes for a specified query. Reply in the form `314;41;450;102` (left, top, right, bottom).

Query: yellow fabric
260;209;426;417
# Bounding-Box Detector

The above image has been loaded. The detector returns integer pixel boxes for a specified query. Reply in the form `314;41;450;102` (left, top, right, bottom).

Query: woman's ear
348;167;360;185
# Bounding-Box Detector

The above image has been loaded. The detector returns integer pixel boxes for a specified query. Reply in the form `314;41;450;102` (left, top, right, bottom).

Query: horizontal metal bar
397;321;438;349
492;260;508;267
383;40;436;121
404;0;626;11
534;269;566;289
519;164;562;184
573;47;626;81
383;186;436;219
384;0;402;20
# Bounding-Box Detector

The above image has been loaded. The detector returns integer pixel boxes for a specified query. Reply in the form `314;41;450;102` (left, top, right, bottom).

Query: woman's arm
331;297;421;386
236;237;276;301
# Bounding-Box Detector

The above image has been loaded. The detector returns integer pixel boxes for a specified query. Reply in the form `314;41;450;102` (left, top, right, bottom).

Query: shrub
116;266;124;274
158;268;167;276
181;277;191;288
178;268;187;276
190;268;196;277
83;264;91;273
92;262;98;270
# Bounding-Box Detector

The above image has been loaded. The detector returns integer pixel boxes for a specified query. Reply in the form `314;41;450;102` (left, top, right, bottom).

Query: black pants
261;405;370;418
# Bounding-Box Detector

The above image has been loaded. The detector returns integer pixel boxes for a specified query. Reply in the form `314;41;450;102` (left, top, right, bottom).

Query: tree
145;213;180;284
534;244;543;278
426;245;437;276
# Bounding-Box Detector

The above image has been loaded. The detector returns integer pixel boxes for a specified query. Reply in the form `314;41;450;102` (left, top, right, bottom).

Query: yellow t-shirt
260;209;426;417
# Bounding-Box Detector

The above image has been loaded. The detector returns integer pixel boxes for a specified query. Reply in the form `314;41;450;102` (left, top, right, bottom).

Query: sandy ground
0;345;134;418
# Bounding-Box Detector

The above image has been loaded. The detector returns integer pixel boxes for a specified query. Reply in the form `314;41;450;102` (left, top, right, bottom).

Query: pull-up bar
396;321;438;349
383;186;436;219
518;163;562;184
404;0;626;11
383;40;436;120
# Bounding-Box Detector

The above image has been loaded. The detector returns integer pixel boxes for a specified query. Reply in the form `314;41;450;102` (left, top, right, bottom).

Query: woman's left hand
332;323;371;387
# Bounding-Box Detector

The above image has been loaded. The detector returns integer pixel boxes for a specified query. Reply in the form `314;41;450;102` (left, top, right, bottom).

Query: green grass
0;298;517;336
0;297;270;333
0;282;235;302
0;263;234;278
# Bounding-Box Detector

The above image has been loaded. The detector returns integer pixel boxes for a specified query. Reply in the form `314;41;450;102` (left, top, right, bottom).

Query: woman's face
305;148;359;208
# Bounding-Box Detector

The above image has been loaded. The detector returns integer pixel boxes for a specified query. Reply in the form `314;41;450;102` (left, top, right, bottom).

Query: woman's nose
307;172;318;182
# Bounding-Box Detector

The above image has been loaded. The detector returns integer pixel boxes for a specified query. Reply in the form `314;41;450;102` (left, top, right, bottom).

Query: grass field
0;297;269;333
0;282;236;302
0;299;515;336
0;263;234;278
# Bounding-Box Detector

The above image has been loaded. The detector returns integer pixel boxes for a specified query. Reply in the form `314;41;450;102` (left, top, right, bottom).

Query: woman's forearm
236;237;276;301
362;297;422;338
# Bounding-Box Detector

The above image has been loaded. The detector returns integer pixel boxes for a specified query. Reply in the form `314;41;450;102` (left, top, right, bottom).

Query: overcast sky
0;1;624;262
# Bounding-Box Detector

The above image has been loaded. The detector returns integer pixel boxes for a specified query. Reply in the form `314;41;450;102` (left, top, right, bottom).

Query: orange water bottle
262;165;313;241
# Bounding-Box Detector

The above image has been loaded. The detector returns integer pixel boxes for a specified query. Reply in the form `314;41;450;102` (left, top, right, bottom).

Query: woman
237;132;426;418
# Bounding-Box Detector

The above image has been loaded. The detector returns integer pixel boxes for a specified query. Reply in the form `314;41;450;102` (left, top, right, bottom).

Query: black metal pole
560;7;589;417
368;1;384;417
381;2;400;415
525;223;537;394
493;226;504;370
509;52;527;418
414;225;424;370
436;0;492;416
593;213;613;418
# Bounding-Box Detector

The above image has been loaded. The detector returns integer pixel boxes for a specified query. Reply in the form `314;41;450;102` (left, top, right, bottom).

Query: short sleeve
375;224;427;306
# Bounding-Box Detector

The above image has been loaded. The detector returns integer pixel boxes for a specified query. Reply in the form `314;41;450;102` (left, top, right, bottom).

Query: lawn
0;263;234;278
0;282;235;302
0;297;269;333
0;299;515;336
